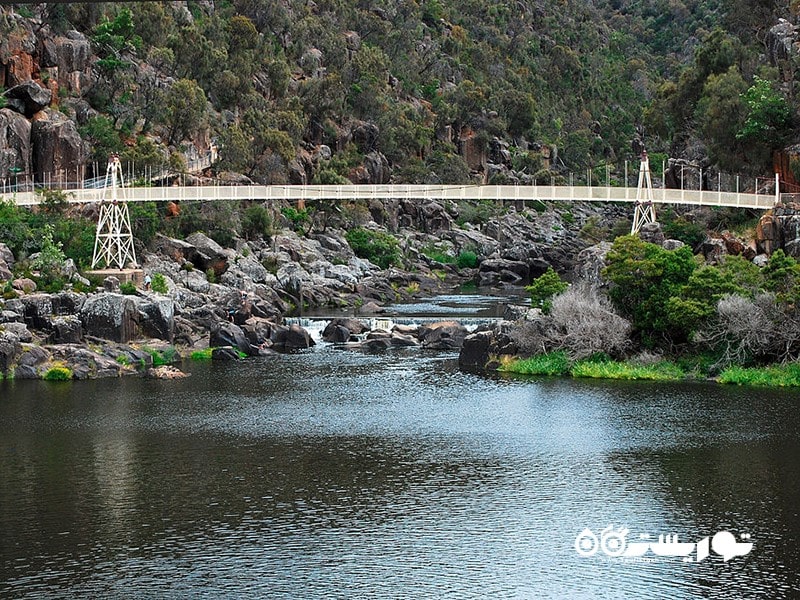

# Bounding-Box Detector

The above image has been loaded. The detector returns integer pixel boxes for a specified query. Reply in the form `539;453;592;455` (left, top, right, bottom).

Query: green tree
603;235;696;342
737;76;791;150
695;67;747;172
160;78;208;145
526;267;568;313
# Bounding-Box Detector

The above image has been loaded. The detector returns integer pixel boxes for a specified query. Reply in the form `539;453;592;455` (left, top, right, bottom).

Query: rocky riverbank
2;198;621;379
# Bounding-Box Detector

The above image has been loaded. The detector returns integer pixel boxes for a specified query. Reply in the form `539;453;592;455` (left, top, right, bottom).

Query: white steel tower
91;155;138;270
631;150;657;234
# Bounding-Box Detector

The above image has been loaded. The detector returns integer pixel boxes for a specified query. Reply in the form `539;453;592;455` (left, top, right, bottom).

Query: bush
456;250;478;269
44;365;72;381
120;281;137;295
151;273;168;293
546;285;631;360
345;227;401;269
242;204;273;239
190;348;214;360
526;267;568;313
571;359;684;381
717;363;800;387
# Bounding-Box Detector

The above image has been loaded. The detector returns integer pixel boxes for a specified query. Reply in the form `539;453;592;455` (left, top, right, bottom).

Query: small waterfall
284;316;500;344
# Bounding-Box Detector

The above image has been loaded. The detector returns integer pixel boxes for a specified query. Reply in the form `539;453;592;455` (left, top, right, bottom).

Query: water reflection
1;351;799;598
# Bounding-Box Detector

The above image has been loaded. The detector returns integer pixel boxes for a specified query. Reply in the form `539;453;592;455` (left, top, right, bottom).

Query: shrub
242;204;273;239
120;281;137;295
144;346;176;366
345;227;401;269
717;363;800;387
546;285;632;360
526;267;568;313
456;250;478;269
571;359;684;381
190;348;214;360
44;365;72;381
151;273;168;293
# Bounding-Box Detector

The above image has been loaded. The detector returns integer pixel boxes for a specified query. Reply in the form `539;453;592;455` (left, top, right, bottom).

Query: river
1;294;799;598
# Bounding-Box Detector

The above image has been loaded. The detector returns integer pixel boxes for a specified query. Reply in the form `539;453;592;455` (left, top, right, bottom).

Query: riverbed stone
210;322;254;356
418;321;468;350
271;323;315;351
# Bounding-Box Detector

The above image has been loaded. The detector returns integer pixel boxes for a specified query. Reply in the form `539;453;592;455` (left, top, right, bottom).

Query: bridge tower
91;155;138;270
631;151;657;234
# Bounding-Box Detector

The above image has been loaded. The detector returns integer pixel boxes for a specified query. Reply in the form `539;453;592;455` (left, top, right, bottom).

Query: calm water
1;324;800;597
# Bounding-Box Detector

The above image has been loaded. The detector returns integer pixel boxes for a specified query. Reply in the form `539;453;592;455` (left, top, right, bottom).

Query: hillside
2;0;795;190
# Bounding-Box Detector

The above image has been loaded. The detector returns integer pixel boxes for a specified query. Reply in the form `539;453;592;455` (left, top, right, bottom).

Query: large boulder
185;232;232;276
79;293;175;343
31;108;88;184
322;317;366;342
0;331;22;375
4;81;51;117
19;294;53;330
80;294;138;342
49;315;83;344
271;323;316;351
418;320;468;350
0;108;31;179
209;321;255;356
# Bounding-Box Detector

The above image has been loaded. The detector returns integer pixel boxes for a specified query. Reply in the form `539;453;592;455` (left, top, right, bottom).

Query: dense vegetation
5;0;797;186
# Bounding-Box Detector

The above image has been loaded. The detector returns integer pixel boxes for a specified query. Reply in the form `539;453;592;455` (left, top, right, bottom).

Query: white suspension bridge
0;153;788;270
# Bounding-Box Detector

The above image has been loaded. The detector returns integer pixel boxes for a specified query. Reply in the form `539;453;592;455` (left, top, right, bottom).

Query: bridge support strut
631;151;657;234
91;155;138;270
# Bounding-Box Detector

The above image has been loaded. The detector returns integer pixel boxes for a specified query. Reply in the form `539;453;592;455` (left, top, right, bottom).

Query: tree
160;78;208;146
694;67;747;172
603;235;695;342
526;267;568;313
736;76;791;153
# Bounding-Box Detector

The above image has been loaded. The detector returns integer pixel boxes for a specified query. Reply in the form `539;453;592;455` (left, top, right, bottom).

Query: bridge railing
0;183;777;210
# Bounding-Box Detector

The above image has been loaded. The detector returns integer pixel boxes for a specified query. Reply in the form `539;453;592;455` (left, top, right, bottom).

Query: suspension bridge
0;153;786;270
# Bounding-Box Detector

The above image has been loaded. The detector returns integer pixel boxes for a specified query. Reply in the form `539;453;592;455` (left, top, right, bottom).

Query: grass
190;348;214;360
717;364;800;387
500;352;685;381
571;359;685;381
143;346;177;366
499;351;570;376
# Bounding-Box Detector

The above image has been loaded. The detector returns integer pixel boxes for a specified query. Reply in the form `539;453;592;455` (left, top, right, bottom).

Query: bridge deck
0;184;778;209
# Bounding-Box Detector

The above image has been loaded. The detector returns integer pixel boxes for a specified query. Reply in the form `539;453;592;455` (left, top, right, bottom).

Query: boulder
136;296;175;342
0;331;22;375
15;344;51;379
212;346;242;361
20;294;53;330
323;324;352;343
459;330;495;370
12;278;36;293
418;321;468;350
0;109;31;179
80;293;139;342
103;276;121;293
49;316;83;344
31;109;88;184
240;316;278;346
48;345;126;379
185;232;232;276
270;323;315;351
573;242;612;285
322;317;366;343
4;81;51;117
390;332;419;347
44;32;93;95
3;321;32;343
210;322;255;356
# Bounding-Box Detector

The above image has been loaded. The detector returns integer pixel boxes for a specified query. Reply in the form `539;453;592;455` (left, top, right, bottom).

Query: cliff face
0;14;90;184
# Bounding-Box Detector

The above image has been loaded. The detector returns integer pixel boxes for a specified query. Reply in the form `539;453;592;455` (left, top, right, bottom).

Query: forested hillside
2;0;795;186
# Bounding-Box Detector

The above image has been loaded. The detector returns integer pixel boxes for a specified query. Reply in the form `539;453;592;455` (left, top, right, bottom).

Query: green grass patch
717;363;800;387
571;359;685;381
144;346;177;366
190;348;214;360
500;351;570;376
